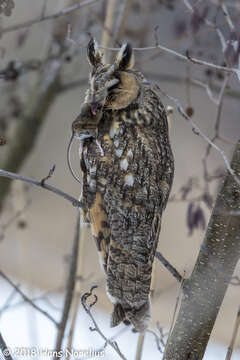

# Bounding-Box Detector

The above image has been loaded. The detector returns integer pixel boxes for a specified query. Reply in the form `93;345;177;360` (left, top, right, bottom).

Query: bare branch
221;3;235;31
0;270;58;326
192;79;219;105
0;286;20;317
54;211;81;357
185;50;238;77
0;199;31;241
40;164;56;186
225;305;240;360
1;0;102;36
155;252;183;283
81;286;127;360
147;327;167;354
98;44;240;79
155;85;240;187
202;74;230;186
183;0;227;51
66;215;87;357
0;168;82;208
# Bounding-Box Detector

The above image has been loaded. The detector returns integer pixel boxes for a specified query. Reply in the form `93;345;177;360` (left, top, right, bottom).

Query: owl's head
86;38;140;112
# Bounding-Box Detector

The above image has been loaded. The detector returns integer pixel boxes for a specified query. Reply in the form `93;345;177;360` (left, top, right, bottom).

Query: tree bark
163;140;240;360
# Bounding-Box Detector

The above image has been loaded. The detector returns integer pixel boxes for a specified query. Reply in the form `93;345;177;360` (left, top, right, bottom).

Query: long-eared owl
72;39;174;332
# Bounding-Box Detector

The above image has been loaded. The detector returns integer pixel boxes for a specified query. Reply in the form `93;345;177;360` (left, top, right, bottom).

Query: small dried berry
205;68;213;77
186;107;194;117
17;220;27;229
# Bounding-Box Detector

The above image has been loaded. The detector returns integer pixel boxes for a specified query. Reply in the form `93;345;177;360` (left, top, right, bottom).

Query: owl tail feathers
110;303;125;327
110;301;151;332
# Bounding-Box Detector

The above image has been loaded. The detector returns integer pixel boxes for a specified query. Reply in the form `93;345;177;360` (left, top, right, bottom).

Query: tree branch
163;140;240;360
0;270;58;326
225;305;240;360
155;252;183;283
156;86;240;187
0;168;82;208
54;210;81;357
81;286;127;360
1;0;102;36
99;44;240;79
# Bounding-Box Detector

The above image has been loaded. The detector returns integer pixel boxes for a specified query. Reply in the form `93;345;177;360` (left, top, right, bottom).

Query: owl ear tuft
87;38;103;67
115;43;134;70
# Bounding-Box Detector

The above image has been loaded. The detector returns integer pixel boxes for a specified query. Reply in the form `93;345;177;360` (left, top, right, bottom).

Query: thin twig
192;79;219;105
155;85;240;187
147;327;167;354
40;164;56;186
54;210;81;357
155;252;183;283
65;214;86;358
81;286;127;360
225;305;240;360
221;3;235;31
101;43;240;79
0;199;31;241
1;0;102;36
202;74;230;186
0;270;58;326
0;287;64;315
0;169;82;208
79;326;129;360
65;31;240;79
183;0;227;51
0;285;20;317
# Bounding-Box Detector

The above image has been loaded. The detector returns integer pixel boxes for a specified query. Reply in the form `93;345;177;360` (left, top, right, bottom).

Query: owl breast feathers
73;39;174;332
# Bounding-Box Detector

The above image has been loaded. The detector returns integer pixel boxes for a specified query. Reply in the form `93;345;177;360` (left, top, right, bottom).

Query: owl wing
104;120;171;307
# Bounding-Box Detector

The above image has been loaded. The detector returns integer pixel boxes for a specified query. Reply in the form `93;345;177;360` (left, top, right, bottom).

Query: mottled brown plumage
72;39;174;332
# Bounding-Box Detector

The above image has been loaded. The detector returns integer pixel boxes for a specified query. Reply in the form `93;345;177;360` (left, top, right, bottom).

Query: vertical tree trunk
164;140;240;360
